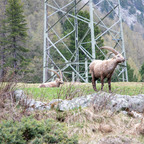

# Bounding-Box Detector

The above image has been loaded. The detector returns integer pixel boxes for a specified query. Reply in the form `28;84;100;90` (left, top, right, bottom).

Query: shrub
0;117;78;144
140;62;144;82
129;6;136;15
0;69;21;121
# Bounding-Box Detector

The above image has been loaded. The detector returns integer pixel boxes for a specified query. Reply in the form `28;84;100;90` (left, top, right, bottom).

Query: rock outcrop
14;89;144;113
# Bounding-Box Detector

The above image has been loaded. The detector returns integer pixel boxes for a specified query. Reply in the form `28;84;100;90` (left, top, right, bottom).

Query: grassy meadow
17;82;144;101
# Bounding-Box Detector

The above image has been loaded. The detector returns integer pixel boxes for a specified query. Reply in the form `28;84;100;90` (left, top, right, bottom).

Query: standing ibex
39;69;64;88
89;46;125;92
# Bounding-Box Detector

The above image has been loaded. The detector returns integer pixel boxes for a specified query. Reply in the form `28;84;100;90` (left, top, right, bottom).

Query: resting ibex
89;46;125;92
39;69;64;88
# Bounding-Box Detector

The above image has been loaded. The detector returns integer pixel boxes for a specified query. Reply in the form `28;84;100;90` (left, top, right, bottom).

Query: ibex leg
107;77;112;93
92;73;97;91
101;77;104;91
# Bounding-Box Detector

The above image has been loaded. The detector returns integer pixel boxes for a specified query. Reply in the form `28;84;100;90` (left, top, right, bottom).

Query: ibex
39;69;64;88
89;46;125;92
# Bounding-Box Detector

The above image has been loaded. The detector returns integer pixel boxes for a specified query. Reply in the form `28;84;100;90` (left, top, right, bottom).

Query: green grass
21;87;60;101
18;82;144;101
20;84;94;101
111;82;144;95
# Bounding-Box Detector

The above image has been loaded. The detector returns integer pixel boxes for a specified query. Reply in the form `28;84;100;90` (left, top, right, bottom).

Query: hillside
84;0;144;69
1;0;143;82
91;0;144;77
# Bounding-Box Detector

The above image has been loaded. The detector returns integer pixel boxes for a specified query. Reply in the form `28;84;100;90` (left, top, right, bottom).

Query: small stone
98;124;112;133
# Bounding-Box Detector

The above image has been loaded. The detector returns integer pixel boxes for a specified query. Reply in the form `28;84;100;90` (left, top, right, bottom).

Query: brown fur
39;69;64;88
39;78;63;88
89;46;125;92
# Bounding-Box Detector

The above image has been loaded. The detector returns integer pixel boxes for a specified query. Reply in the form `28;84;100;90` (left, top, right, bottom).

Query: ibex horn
48;69;60;79
100;46;119;55
58;69;63;80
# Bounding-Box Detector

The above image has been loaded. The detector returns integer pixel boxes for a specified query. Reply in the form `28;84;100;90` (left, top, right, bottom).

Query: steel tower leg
89;0;96;60
43;0;47;83
75;0;79;82
118;0;128;82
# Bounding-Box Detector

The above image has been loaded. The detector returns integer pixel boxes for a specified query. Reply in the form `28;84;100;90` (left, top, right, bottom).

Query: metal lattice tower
43;0;128;83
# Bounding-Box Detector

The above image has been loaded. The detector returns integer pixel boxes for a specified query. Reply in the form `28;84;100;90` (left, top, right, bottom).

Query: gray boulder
13;89;26;101
58;92;144;113
58;94;95;111
14;90;144;113
110;93;144;112
24;99;51;111
13;89;50;111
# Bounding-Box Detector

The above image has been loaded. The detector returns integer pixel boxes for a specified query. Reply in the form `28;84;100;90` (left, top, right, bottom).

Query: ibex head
100;46;125;63
48;69;64;84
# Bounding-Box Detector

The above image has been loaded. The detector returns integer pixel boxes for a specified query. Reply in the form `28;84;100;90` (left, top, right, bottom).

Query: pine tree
140;63;144;82
127;63;138;82
3;0;29;73
0;0;7;78
63;10;105;61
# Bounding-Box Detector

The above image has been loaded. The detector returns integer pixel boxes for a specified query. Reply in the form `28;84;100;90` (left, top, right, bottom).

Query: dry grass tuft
0;70;33;121
63;105;144;144
0;70;20;121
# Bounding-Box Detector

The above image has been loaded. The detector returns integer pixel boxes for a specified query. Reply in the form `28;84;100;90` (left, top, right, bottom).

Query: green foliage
120;0;128;9
111;69;119;82
0;0;29;74
111;63;139;82
0;117;78;144
120;0;144;14
22;56;43;83
129;6;136;15
100;0;115;19
127;63;138;82
63;10;105;61
62;10;105;81
140;63;144;82
137;13;144;27
134;0;144;12
130;24;134;31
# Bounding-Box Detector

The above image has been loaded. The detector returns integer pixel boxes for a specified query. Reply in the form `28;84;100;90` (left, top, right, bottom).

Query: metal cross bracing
43;0;128;83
